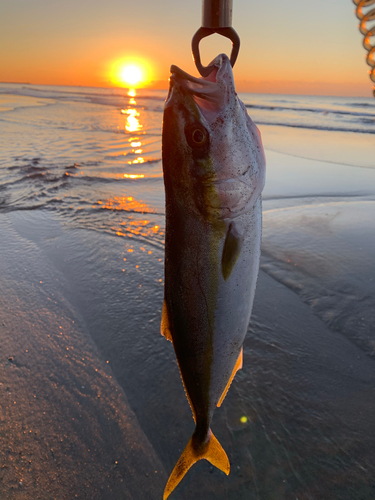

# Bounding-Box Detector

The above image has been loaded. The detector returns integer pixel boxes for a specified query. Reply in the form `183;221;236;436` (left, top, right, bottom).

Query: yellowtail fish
161;53;266;499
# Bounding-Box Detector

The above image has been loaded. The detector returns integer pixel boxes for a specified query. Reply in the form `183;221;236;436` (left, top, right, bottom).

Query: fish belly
211;200;262;407
164;195;262;422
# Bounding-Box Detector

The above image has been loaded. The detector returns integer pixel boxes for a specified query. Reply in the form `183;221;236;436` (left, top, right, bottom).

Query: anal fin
217;348;243;407
161;299;173;342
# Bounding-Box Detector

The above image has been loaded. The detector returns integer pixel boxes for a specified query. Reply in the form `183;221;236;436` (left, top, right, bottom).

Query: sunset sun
108;58;152;88
121;65;142;86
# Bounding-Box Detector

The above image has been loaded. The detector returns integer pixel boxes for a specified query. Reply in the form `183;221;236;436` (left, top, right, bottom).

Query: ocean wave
0;203;45;213
256;120;375;135
64;173;163;183
1;86;166;104
346;102;375;108
245;103;375;118
56;87;166;102
265;147;375;171
103;153;161;161
96;206;160;214
359;118;375;125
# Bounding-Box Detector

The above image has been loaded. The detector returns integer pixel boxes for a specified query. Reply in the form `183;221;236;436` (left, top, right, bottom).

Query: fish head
162;53;265;222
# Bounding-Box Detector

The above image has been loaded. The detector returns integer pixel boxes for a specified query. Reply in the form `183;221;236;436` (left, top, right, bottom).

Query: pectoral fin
221;223;243;281
217;348;243;407
161;299;173;342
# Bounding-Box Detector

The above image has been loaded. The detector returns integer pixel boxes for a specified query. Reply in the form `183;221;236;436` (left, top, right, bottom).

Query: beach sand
1;140;375;499
0;214;166;499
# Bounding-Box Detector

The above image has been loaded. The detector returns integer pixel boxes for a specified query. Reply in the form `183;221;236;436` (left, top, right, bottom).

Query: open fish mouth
169;54;235;120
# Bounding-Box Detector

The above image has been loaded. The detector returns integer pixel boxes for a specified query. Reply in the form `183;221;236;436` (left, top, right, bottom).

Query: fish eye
185;123;208;150
192;129;205;144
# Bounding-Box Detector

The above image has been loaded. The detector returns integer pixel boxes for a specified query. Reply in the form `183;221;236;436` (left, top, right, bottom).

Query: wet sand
1;145;375;499
1;205;375;499
0;215;166;499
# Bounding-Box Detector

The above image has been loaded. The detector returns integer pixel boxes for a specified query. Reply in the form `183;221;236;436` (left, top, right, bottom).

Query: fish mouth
169;54;235;121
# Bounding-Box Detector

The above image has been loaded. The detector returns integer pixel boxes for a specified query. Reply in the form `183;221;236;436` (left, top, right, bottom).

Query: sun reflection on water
122;109;141;132
96;198;164;241
126;134;145;164
123;173;145;179
114;219;163;240
97;91;163;245
97;196;155;214
121;89;142;132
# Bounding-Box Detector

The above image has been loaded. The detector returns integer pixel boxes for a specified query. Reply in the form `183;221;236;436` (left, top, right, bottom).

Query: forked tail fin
163;430;230;500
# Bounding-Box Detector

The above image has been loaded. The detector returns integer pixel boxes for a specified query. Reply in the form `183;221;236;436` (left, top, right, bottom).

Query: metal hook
191;0;240;77
192;27;240;77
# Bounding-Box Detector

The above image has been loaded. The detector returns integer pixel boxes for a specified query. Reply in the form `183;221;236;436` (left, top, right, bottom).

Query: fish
161;53;266;499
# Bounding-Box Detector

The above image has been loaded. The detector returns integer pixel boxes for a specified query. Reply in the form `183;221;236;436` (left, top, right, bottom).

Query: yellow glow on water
97;197;162;241
115;218;162;240
99;196;155;213
131;141;141;147
95;171;148;180
123;173;145;179
128;89;136;97
122;108;141;132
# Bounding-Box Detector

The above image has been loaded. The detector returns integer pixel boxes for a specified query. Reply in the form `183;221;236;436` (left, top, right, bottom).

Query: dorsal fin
221;222;243;281
217;348;243;407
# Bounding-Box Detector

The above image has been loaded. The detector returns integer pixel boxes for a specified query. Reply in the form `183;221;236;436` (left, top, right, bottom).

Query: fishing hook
192;0;240;77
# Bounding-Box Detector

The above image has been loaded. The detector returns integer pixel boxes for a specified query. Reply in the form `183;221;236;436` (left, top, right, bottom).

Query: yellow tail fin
163;430;230;500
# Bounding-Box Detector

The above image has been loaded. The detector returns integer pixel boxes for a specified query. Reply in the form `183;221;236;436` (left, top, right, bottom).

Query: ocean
1;82;375;499
0;83;373;245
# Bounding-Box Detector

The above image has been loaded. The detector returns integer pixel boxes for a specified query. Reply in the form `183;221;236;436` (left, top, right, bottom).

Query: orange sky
0;0;373;96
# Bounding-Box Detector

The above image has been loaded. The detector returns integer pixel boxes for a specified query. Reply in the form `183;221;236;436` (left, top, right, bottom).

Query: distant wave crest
255;120;375;135
245;103;375;119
